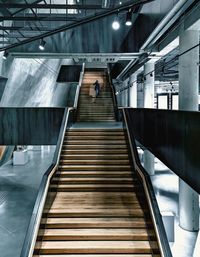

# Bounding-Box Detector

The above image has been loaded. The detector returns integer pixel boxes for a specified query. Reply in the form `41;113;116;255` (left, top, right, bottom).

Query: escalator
32;70;163;256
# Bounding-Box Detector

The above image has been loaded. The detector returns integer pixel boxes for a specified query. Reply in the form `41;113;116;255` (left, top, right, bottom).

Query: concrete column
124;79;129;107
179;30;199;111
143;62;155;176
144;62;155;108
179;29;199;231
129;73;137;108
137;82;144;108
121;80;127;107
179;180;199;231
193;231;200;257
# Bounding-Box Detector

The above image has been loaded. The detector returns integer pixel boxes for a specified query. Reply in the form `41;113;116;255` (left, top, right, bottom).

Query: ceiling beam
0;26;52;31
11;52;141;59
0;4;108;10
0;41;10;44
0;0;154;51
0;15;78;21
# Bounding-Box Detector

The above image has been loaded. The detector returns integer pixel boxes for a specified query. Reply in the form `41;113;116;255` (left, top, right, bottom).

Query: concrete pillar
193;231;200;257
137;82;144;108
143;62;155;108
121;80;128;107
179;29;199;231
129;74;137;108
179;180;199;231
179;30;199;111
124;79;129;107
143;62;155;176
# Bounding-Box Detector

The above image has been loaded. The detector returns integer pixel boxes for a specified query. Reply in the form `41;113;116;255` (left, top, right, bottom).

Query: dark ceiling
0;0;151;51
0;0;192;84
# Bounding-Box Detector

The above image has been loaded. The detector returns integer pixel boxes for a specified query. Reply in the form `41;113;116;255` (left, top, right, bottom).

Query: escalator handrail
20;107;74;257
122;108;172;257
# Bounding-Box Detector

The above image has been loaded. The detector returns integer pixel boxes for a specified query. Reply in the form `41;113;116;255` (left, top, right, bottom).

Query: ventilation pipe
140;0;196;52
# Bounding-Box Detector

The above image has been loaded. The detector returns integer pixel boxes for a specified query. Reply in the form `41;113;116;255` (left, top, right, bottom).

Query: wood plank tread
58;165;132;171
34;241;159;254
60;154;129;159
43;209;147;218
38;228;155;240
52;178;134;183
40;217;152;228
55;171;132;177
33;254;161;257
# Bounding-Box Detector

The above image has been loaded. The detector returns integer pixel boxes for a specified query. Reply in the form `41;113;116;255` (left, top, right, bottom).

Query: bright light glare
112;20;120;30
39;45;45;51
125;20;132;26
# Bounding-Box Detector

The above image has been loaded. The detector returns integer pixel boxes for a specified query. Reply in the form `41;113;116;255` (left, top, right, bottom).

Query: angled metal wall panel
125;108;200;194
0;108;65;145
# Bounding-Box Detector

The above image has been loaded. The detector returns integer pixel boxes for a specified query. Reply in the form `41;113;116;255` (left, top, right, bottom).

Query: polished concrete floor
140;152;200;257
0;146;55;257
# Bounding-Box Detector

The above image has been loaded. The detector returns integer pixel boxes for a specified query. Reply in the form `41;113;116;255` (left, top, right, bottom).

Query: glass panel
172;95;178;110
158;95;168;109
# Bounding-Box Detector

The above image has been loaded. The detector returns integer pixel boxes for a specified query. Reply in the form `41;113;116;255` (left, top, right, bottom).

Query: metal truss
0;0;154;51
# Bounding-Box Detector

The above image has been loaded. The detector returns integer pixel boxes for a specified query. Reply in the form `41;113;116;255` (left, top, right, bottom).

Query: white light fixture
112;15;120;30
125;10;132;26
2;50;8;60
39;39;46;50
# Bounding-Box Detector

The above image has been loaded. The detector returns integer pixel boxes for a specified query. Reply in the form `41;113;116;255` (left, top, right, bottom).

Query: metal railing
107;68;119;121
122;108;172;257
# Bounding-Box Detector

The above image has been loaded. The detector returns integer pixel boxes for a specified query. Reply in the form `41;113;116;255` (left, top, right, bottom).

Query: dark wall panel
125;108;200;194
0;77;7;101
57;65;82;82
0;108;65;145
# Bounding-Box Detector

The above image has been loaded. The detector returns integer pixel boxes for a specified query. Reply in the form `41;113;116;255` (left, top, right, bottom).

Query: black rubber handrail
122;108;172;257
107;69;119;121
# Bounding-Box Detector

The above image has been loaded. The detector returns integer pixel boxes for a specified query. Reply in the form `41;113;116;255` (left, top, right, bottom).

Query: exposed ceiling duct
140;0;197;52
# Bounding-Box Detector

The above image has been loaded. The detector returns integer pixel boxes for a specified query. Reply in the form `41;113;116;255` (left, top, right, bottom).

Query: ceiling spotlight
2;50;8;60
39;39;46;51
112;16;120;30
125;10;132;26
